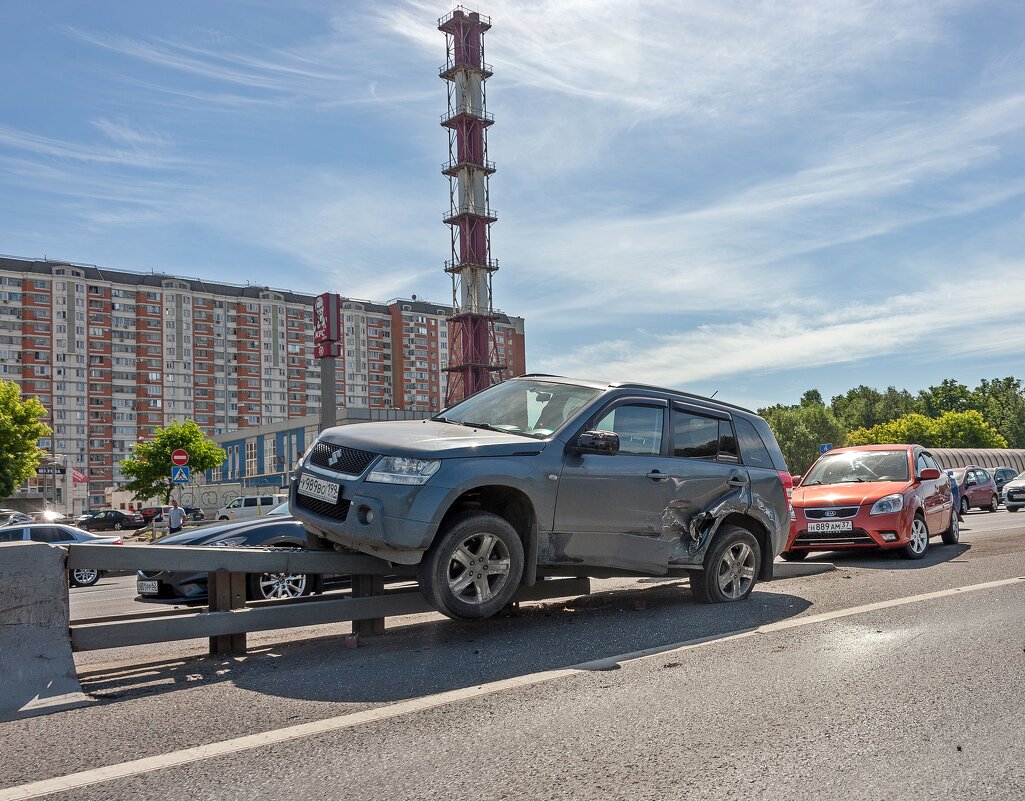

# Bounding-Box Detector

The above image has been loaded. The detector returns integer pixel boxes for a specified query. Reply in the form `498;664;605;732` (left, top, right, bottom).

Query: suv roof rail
516;374;753;414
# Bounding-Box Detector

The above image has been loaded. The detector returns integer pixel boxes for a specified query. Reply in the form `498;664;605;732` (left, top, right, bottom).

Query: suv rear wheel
690;525;761;604
418;511;524;620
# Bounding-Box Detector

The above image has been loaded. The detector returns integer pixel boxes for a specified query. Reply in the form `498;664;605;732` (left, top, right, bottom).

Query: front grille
297;493;352;523
794;528;874;547
804;507;859;520
308;442;377;477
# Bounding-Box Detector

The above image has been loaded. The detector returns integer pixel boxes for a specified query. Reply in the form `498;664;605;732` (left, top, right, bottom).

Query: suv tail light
778;471;795;520
112;539;124;545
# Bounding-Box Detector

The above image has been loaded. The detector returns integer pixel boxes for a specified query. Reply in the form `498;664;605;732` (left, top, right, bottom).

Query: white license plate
298;473;340;504
137;580;159;595
807;521;853;533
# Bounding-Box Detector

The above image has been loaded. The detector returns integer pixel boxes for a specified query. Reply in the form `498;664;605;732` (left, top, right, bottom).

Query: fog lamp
881;532;898;542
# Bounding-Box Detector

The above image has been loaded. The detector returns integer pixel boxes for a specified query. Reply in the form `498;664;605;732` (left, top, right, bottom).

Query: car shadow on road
78;581;813;707
794;541;970;571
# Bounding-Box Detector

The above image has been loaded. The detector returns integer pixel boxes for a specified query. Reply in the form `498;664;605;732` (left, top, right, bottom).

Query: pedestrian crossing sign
171;465;191;483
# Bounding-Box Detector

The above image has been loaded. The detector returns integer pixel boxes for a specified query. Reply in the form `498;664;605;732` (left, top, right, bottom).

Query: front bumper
290;465;448;564
787;507;911;551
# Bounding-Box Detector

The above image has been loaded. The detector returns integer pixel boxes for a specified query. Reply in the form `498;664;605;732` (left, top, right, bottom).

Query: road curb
773;560;836;579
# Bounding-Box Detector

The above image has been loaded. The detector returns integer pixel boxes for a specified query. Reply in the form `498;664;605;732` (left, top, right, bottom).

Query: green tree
0;379;51;500
970;377;1025;448
846;410;1007;448
847;412;936;447
919;379;973;417
119;419;226;504
759;402;847;475
830;384;921;431
931;410;1008;448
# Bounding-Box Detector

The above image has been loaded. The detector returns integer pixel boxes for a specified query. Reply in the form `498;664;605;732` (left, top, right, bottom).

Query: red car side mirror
919;467;942;481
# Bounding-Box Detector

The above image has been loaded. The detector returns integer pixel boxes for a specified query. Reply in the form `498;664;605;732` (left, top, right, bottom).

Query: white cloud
539;261;1025;389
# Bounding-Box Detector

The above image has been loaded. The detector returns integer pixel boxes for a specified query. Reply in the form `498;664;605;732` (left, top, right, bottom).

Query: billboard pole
314;293;342;433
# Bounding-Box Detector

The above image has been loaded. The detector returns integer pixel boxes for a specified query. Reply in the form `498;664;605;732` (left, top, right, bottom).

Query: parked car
291;375;793;620
216;494;288;521
0;509;33;527
992;466;1018;500
1002;472;1025;512
26;510;71;523
783;445;957;561
139;505;206;523
947;466;1000;514
78;509;145;532
135;516;346;602
0;523;123;586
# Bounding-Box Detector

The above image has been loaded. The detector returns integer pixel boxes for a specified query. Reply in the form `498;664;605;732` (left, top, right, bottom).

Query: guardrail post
351;574;385;636
208;571;247;656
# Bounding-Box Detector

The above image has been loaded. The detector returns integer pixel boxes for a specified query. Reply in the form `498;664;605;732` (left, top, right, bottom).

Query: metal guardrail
66;544;590;656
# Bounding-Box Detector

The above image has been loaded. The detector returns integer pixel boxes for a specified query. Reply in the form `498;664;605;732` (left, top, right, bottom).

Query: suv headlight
367;457;441;485
870;494;904;515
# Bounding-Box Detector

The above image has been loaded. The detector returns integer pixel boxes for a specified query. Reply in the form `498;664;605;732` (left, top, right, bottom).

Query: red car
783;444;958;561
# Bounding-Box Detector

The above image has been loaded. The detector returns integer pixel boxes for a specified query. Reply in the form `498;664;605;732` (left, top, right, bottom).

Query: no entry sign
171;449;190;466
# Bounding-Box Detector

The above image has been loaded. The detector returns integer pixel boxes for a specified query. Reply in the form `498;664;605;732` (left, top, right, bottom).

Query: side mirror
792;475;802;488
919;467;941;481
966;477;977;486
572;430;620;455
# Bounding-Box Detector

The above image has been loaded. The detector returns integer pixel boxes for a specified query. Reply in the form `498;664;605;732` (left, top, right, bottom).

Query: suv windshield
803;449;910;486
434;379;602;439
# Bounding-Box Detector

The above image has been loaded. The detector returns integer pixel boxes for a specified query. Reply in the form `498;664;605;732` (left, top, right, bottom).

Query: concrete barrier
0;542;89;721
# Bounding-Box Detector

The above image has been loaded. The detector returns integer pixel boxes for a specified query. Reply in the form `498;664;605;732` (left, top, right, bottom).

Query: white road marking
2;575;1022;801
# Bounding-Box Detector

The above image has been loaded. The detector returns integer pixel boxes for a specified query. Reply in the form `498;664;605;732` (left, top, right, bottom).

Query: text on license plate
298;473;340;504
137;580;159;595
807;521;853;532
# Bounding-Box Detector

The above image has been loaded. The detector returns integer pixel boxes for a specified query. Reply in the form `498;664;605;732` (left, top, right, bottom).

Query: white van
216;494;288;521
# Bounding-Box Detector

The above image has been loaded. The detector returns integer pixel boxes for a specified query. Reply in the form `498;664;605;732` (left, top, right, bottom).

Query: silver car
0;523;123;586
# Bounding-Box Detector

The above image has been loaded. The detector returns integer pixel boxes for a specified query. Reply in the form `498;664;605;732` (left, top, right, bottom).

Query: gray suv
292;376;792;620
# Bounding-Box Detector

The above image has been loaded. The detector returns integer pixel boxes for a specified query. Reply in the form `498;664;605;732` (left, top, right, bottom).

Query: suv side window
594;404;664;456
977;469;991;483
672;410;718;459
733;417;774;469
916;453;930;477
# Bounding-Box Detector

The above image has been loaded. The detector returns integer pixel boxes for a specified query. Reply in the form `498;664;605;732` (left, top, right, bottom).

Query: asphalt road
4;508;1024;800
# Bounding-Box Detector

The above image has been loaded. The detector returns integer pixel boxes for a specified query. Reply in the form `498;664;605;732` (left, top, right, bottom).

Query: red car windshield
803;450;910;486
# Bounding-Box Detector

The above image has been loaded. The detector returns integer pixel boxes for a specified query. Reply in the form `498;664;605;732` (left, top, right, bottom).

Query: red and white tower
439;6;504;405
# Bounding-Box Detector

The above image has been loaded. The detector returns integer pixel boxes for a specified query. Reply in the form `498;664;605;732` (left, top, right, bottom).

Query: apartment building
0;256;526;510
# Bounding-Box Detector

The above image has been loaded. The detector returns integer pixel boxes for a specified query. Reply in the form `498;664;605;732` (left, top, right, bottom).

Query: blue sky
2;0;1025;410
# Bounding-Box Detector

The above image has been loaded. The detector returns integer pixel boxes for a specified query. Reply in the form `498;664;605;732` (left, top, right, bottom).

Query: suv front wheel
418;511;524;620
689;525;761;604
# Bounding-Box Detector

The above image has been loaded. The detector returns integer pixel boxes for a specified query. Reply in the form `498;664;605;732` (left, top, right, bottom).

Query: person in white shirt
167;500;186;534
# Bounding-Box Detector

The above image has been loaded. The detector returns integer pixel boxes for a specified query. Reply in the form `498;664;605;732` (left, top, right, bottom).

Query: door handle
646;471;670;482
727;474;748;487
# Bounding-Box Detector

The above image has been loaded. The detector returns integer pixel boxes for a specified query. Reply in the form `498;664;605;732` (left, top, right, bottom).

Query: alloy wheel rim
910;519;928;554
717;542;756;599
949;516;959;542
447;532;511;604
73;569;98;584
257;572;307;599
